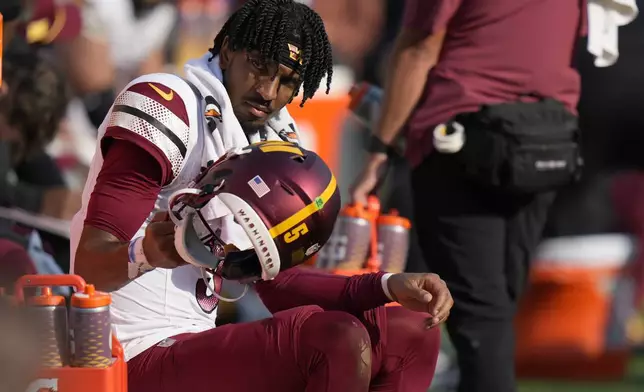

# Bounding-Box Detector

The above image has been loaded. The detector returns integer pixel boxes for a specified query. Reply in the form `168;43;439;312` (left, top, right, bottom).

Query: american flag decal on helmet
248;175;271;198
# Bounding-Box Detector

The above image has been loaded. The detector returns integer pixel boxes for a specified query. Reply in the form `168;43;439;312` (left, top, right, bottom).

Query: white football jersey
69;72;252;360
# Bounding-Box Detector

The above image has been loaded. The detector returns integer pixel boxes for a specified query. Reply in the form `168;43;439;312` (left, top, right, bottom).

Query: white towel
183;53;304;149
587;0;639;67
183;54;249;157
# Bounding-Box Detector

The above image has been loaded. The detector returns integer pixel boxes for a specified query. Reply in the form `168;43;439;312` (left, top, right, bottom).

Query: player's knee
387;307;441;368
300;311;372;373
418;324;441;369
280;304;325;325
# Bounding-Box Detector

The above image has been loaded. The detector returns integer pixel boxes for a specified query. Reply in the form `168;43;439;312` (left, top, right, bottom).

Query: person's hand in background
350;152;388;205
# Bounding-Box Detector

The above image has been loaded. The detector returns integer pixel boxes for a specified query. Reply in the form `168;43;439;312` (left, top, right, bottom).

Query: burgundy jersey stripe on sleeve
127;82;190;126
105;80;193;178
111;104;187;157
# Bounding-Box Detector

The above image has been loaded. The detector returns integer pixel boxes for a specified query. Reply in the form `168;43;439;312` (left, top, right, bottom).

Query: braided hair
209;0;333;107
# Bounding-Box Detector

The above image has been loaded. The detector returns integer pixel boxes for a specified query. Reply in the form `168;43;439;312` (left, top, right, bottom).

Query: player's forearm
255;268;392;315
72;138;168;292
74;226;132;292
375;31;442;145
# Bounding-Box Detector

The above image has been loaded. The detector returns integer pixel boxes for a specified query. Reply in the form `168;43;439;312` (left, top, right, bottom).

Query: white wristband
381;273;394;301
128;237;154;279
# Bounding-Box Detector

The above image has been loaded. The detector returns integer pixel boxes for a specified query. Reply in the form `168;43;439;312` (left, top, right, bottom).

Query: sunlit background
2;0;644;391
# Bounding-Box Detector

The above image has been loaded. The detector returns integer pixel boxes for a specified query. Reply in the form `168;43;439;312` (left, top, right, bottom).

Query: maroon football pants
127;305;440;392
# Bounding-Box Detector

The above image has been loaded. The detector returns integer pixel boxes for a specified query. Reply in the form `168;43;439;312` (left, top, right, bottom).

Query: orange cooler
515;234;636;380
16;275;127;392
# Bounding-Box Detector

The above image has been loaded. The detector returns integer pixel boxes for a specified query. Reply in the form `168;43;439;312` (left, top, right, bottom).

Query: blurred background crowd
1;0;644;391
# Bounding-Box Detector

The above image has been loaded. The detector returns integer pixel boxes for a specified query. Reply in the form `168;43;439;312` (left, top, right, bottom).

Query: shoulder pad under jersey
105;73;201;178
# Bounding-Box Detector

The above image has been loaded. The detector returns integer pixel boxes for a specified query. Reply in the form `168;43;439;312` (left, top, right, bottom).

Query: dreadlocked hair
209;0;333;107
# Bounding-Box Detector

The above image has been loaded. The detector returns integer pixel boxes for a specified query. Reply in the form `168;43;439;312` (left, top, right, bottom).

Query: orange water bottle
320;203;372;271
26;287;69;367
377;209;411;273
70;284;112;368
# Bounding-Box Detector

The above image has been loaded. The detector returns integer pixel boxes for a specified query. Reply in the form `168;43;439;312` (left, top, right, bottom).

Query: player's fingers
439;310;450;324
432;290;453;325
426;300;451;328
429;289;450;316
149;220;176;235
431;303;450;326
412;288;433;305
150;211;170;223
156;240;187;268
426;310;450;329
168;247;188;267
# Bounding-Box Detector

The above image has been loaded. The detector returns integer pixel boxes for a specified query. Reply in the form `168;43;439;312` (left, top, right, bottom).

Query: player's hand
350;152;388;205
387;273;453;328
142;211;188;269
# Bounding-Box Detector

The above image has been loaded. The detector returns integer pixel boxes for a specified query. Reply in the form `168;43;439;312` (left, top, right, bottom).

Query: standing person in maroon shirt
352;1;587;391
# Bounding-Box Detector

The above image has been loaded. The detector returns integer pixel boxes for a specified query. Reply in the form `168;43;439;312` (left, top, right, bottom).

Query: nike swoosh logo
148;83;174;101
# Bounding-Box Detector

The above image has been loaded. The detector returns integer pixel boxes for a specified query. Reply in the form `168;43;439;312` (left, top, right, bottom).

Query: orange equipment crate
15;274;127;392
515;235;635;381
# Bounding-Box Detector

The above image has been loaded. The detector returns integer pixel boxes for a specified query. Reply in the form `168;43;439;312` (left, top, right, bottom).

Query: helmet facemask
167;151;283;302
168;185;251;303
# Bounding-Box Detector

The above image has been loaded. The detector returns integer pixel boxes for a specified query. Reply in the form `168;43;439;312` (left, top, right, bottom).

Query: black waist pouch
448;98;583;194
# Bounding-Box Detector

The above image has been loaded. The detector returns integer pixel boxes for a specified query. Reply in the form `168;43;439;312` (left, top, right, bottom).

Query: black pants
411;154;555;392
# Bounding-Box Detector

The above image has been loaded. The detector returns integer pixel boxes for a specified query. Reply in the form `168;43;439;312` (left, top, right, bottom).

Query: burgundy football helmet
168;141;341;289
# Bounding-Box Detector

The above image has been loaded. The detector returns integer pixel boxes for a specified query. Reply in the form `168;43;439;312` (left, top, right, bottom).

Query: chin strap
201;268;248;303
